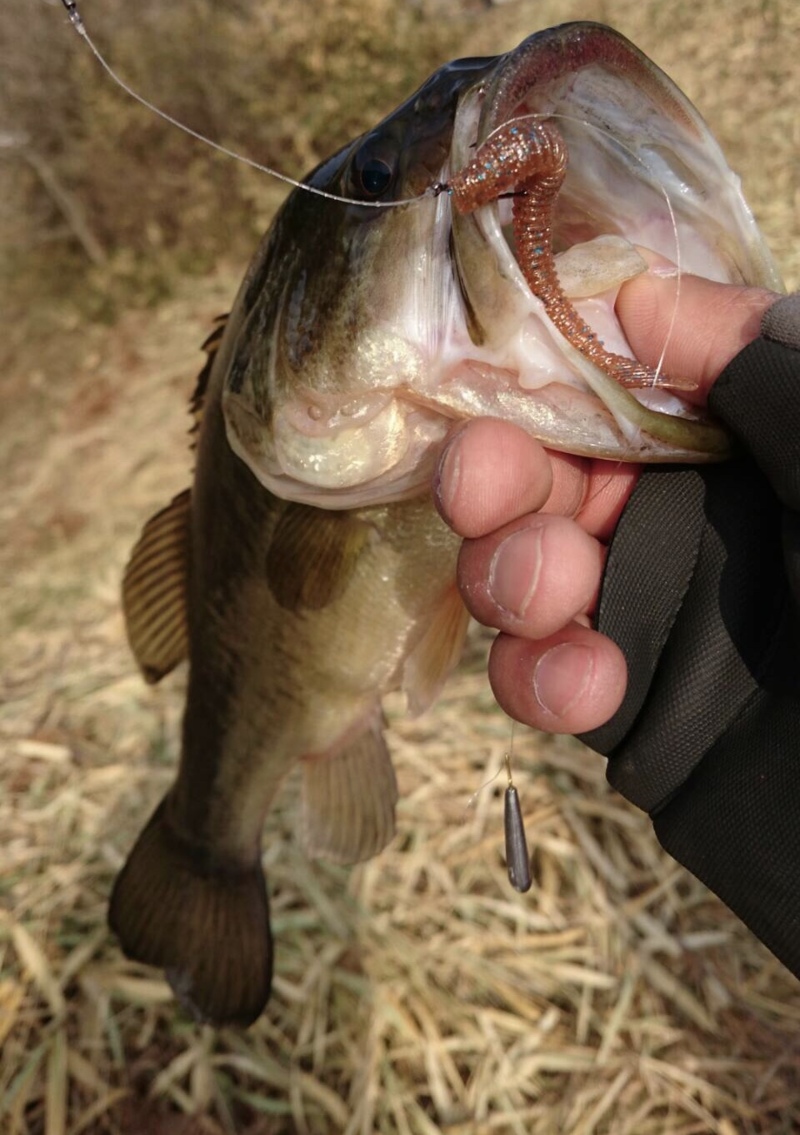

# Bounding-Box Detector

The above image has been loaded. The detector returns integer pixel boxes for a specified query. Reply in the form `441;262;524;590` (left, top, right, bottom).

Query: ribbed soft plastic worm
447;121;679;390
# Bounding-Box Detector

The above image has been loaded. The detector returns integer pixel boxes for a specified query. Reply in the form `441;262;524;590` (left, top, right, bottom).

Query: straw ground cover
2;0;799;1131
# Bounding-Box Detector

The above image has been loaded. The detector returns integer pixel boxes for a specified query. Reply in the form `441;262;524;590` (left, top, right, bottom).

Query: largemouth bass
109;22;782;1026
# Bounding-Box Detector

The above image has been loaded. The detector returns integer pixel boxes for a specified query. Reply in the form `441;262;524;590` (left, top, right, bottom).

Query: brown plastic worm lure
503;753;532;893
446;120;688;393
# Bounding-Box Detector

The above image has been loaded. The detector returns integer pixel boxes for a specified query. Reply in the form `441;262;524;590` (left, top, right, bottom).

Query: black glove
579;294;800;979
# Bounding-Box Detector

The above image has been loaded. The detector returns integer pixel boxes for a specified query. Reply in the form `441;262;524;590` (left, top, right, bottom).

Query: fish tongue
554;235;648;298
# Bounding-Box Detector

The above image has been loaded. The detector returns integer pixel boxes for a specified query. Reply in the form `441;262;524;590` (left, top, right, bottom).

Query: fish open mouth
442;22;779;459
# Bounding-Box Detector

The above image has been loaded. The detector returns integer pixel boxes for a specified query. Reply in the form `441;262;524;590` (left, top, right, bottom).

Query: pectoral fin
265;502;372;612
402;584;470;715
301;719;398;864
122;490;191;684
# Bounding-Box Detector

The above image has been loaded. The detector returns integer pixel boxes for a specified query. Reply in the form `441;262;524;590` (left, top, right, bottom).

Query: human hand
434;272;778;735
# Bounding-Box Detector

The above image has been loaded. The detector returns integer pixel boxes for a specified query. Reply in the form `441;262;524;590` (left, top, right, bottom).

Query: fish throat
446;119;684;393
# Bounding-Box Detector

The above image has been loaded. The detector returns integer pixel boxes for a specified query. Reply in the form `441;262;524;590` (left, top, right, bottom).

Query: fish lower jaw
225;389;450;509
427;339;728;461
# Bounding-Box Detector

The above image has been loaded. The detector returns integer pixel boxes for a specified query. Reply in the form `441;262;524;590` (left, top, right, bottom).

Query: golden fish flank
109;21;782;1027
112;318;466;1026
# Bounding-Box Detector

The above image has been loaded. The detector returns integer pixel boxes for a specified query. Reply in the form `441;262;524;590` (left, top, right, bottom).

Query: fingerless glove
580;294;800;978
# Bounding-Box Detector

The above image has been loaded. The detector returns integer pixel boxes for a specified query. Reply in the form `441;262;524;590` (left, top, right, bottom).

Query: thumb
616;271;779;401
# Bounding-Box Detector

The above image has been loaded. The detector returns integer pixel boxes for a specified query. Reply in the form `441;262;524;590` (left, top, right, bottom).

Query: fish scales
113;328;463;1023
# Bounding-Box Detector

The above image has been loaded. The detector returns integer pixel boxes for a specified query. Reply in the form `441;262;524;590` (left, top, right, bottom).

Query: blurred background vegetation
2;0;471;323
2;0;795;333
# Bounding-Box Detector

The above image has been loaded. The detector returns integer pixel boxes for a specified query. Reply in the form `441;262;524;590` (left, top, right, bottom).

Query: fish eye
353;153;395;199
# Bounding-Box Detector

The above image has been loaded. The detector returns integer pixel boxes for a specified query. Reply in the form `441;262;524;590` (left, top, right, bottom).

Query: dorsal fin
265;502;373;612
122;490;191;684
189;315;228;437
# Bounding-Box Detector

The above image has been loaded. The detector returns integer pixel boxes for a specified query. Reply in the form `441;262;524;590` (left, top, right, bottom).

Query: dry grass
2;0;800;1132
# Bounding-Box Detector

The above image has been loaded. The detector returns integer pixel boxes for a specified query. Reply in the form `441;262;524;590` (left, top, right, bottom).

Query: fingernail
488;527;543;618
533;642;594;718
433;431;462;517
